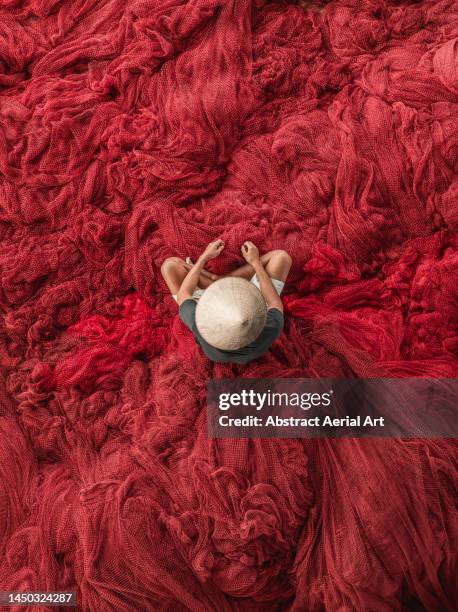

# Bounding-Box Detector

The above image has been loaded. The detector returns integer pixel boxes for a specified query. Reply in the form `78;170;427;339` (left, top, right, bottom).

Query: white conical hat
195;277;267;350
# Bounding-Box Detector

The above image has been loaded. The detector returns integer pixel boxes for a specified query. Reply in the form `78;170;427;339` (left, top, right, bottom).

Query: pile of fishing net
0;0;456;609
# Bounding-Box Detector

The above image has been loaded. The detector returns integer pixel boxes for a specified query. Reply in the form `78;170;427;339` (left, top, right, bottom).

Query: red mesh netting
0;0;457;609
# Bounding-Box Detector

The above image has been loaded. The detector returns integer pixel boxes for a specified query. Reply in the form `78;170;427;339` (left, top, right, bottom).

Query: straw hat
195;277;267;350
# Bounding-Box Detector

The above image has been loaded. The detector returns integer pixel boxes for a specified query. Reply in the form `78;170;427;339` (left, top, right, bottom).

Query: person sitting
160;240;292;364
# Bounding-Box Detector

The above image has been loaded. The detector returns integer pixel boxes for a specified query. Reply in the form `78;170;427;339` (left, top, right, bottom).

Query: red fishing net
0;0;457;609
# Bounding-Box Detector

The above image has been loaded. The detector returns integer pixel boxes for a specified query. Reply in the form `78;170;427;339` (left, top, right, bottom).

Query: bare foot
184;258;219;281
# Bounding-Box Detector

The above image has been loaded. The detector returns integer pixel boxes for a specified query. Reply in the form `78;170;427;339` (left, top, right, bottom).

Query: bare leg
167;249;293;296
160;257;214;296
226;250;292;282
184;252;277;281
263;249;292;282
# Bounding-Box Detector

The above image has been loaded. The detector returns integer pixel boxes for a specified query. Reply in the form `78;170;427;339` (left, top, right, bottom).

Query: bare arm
252;259;283;312
177;256;207;305
183;261;220;289
177;240;225;305
241;241;283;312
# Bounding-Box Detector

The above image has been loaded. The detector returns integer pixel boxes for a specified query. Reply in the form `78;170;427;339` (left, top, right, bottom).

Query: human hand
201;239;225;262
241;241;260;265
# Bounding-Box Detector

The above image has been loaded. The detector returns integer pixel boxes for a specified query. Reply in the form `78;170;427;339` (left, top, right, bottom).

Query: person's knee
272;249;292;268
160;256;183;277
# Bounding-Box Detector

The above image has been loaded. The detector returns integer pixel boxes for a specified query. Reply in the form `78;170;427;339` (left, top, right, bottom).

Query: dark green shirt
179;299;284;364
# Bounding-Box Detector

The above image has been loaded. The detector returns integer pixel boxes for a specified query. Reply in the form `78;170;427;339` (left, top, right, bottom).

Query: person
160;240;292;363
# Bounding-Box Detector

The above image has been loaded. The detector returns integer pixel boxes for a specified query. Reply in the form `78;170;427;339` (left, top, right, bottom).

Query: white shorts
172;274;284;303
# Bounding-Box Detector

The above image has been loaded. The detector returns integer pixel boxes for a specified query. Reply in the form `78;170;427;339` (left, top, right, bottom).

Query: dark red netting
0;0;457;610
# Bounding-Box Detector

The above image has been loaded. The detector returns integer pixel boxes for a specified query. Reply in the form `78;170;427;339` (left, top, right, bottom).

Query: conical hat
195;277;267;350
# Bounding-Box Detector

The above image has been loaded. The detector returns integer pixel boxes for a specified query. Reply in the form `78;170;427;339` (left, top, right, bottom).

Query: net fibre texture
0;0;457;610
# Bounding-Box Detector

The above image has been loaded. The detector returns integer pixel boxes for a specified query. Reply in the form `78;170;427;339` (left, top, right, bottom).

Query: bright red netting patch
0;0;456;609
